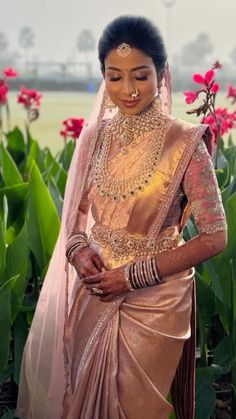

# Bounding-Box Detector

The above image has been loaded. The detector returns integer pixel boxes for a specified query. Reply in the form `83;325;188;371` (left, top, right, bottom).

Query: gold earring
104;90;116;112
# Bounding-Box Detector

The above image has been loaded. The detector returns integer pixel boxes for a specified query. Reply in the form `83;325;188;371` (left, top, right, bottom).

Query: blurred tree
19;27;35;71
180;32;213;67
77;29;96;79
230;46;236;66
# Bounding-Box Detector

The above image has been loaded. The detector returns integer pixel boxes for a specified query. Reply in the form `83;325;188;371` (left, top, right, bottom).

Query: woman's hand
83;266;130;302
72;246;105;278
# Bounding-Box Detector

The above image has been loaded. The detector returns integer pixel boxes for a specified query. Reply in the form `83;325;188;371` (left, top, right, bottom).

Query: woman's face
104;47;159;115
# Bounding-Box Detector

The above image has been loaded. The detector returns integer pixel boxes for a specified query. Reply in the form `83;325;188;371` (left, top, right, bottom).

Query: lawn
7;91;235;154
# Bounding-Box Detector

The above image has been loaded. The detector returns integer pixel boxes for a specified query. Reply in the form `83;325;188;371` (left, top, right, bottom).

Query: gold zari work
93;98;167;201
91;224;181;261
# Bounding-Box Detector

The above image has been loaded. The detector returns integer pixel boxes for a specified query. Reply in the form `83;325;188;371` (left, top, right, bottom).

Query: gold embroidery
90;224;181;261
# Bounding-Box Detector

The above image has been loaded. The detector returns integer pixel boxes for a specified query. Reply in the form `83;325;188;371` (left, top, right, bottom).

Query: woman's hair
98;15;167;75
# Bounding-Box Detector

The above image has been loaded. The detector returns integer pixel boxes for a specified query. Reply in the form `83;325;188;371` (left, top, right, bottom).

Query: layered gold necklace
93;97;167;201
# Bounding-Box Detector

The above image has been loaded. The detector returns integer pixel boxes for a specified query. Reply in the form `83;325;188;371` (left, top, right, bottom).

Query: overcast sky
1;0;235;69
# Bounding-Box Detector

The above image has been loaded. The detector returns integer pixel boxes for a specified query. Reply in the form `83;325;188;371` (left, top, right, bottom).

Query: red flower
17;87;42;110
210;83;219;94
183;90;198;104
226;84;236;104
60;117;84;140
3;67;18;78
202;107;236;137
0;79;9;105
192;69;215;87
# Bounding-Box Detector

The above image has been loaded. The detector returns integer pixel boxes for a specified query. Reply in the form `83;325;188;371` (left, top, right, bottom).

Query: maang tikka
116;43;132;57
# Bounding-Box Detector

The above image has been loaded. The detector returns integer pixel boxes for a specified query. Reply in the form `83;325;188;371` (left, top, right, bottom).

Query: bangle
127;257;165;290
66;232;89;264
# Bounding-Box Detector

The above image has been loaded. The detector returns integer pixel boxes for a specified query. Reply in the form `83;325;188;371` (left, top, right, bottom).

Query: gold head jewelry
116;43;132;57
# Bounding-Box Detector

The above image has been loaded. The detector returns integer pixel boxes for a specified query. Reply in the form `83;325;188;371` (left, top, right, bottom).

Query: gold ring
91;287;104;295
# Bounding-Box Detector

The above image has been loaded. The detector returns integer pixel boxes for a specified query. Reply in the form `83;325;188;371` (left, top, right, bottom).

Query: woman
17;16;227;419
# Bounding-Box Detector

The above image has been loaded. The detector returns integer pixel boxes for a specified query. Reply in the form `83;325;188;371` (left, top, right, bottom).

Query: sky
0;0;236;71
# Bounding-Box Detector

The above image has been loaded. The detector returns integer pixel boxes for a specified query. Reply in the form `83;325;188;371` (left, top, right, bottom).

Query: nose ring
131;89;140;100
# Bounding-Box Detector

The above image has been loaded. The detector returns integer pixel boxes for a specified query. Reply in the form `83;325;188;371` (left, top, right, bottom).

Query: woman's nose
121;77;134;97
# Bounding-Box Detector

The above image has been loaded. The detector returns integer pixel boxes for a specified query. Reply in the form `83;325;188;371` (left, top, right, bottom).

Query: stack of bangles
124;257;165;291
66;231;88;264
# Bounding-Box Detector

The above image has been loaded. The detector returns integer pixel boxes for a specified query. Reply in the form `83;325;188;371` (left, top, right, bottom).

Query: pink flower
226;84;236;104
202;107;236;137
192;69;215;87
192;73;205;85
212;61;222;70
204;69;214;84
183;90;198;104
210;83;219;94
17;87;42;110
0;80;9;105
3;67;18;78
60;117;84;140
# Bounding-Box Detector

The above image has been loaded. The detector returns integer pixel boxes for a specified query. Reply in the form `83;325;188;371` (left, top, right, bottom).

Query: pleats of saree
63;269;194;419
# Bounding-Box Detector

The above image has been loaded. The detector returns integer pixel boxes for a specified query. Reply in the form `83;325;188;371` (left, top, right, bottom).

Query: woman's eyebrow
106;65;150;72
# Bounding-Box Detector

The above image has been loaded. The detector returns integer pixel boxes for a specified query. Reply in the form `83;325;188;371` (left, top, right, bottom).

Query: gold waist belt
90;224;182;261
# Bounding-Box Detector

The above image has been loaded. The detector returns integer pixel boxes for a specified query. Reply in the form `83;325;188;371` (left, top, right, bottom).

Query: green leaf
0;184;29;229
48;179;63;217
0;143;23;186
28;162;60;271
195;384;216;419
0;215;6;282
58;140;75;171
215;192;236;266
6;223;29;320
0;276;18;373
13;312;28;385
0;364;13;385
5;126;26;166
214;336;232;374
24;138;45;175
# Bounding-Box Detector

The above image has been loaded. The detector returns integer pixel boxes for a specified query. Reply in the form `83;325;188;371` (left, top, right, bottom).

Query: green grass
6;91;235;154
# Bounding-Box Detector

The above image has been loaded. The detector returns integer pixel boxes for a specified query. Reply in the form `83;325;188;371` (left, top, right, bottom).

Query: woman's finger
83;273;102;284
92;253;105;271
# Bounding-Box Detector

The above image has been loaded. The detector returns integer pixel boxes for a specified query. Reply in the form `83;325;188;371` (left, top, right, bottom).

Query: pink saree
16;82;226;419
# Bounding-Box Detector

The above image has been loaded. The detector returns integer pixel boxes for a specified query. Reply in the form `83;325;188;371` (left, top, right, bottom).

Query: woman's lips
121;99;140;108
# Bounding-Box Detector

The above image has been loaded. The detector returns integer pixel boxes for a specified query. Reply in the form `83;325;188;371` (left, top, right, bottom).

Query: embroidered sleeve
182;139;227;234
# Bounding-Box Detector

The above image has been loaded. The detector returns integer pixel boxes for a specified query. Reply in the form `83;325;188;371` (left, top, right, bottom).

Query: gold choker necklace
93;100;167;201
112;97;161;152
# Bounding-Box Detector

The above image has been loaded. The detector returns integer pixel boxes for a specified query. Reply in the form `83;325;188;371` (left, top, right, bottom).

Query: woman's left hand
82;266;130;302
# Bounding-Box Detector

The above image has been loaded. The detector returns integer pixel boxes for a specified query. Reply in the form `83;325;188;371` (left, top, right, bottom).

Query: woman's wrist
124;257;165;291
66;231;89;264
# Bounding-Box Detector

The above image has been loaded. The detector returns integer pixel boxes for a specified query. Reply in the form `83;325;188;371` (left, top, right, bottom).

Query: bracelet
127;257;165;290
66;232;89;264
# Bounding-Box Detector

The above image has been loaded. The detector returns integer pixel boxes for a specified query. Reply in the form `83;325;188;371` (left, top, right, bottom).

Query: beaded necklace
93;98;167;201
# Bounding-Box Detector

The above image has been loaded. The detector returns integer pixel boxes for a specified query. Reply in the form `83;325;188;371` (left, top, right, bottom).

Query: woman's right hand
72;246;105;278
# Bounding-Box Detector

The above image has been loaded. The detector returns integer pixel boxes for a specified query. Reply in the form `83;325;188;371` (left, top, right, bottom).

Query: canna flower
60;117;84;140
3;67;18;78
17;87;42;110
0;80;8;105
226;84;236;104
210;83;219;94
202;107;236;137
212;60;222;70
183;90;199;104
192;69;215;87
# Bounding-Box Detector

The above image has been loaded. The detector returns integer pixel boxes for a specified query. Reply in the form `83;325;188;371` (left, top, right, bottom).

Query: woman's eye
109;77;121;81
135;75;148;81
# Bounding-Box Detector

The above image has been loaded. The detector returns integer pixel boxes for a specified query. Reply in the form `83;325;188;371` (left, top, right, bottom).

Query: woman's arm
156;139;227;276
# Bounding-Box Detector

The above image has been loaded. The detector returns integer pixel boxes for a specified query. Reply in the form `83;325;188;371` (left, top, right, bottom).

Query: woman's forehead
104;48;154;71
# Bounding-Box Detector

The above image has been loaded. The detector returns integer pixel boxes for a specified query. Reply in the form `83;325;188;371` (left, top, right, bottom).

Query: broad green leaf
0;276;18;373
58;140;75;171
28;162;60;271
48;179;63;217
214;336;232;374
195;384;216;419
0;143;23;186
0;363;13;385
13;312;28;385
196;271;215;323
44;159;67;197
5;126;26;166
0;215;6;283
24;139;45;174
0;184;29;228
6;223;29;320
214;192;236;266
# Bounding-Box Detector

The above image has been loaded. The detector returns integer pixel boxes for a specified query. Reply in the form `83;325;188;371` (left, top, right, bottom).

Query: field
7;91;235;154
